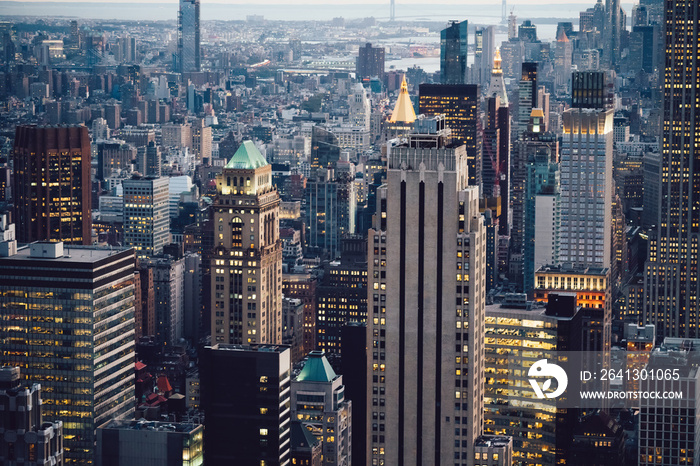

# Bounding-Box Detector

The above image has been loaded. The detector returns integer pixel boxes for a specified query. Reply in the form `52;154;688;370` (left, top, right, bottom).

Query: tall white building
559;108;613;267
123;176;170;258
367;117;486;466
348;83;371;131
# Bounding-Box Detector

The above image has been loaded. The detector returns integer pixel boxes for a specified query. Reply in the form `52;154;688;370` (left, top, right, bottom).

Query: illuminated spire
492;47;503;74
487;48;508;106
389;75;416;123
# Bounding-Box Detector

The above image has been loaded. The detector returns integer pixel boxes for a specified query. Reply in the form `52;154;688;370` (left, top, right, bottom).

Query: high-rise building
141;255;185;347
305;168;356;259
356;43;385;82
282;273;318;356
144;140;161;177
366;117;486;465
510;111;558;289
516;62;538;139
178;0;200;73
13;125;92;245
639;339;700;465
643;0;700;339
291;351;352;466
97;140;136;181
473;26;495;87
311;126;341;170
440;20;469;84
200;344;291;465
192;118;212;163
483;50;510;236
523;110;560;296
419;84;482;188
559;108;613;267
554;29;572;88
210;141;282;345
604;0;623;71
123;176;170;258
0;366;64;466
0;242;136;464
96;420;204;466
349;83;371;130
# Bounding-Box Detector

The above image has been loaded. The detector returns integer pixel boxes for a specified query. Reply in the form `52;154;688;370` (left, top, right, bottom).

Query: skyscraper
419;84;482;189
178;0;200;73
200;344;291;465
0;242;136;464
559;107;613;268
644;0;700;339
356;43;385;82
210;141;282;345
13;125;92;245
123;176;170;258
366;116;486;465
440;20;468;84
483;50;510;236
516;62;538;139
473;26;495;87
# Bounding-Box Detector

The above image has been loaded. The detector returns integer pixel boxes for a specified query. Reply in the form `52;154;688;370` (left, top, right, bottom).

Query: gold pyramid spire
389;75;416;123
492;48;503;74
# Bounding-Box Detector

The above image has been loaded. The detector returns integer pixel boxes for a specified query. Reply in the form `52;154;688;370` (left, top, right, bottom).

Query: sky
2;0;621;4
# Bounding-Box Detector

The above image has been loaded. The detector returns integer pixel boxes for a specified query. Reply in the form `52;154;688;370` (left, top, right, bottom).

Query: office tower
12;125;92;245
0;366;64;465
516;63;537;139
316;237;368;355
136;264;156;338
629;24;660;74
554;29;572;88
356;43;385;82
639;341;700;466
483;50;511;236
105;103;121;130
282;273;318;356
311;126;341;170
580;0;606;32
145;140;161;177
440;20;468;84
474;436;513;466
349;83;371;130
510;111;558;289
604;0;622;71
141;255;185;347
559;107;613;267
644;0;700;339
0;242;136;464
282;297;304;362
97;140;136;181
123;176;170;258
499;39;524;81
291;351;352;466
473;26;495;86
210;141;282;345
178;0;200;72
341;322;367;465
484;293;608;465
523;110;560;296
200;344;291;465
192;118;212;163
419;84;481;189
183;252;202;341
367;117;486;465
290;423;322;464
518;20;537;42
305;169;356;259
96;420;203;466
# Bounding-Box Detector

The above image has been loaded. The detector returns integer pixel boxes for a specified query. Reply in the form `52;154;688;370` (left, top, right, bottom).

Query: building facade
178;0;200;72
12;125;92;245
367;119;486;465
123;176;170;258
210;141;283;345
0;242;136;464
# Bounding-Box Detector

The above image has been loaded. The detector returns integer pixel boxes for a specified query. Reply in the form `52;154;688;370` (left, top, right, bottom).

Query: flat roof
102;420;201;434
0;245;133;264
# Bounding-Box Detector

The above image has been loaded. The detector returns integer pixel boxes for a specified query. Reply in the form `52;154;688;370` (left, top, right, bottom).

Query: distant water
0;2;633;22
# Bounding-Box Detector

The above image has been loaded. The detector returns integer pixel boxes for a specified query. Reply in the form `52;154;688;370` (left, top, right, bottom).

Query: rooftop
102;419;201;434
296;350;337;382
0;244;132;264
225;140;268;170
474;435;512;448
